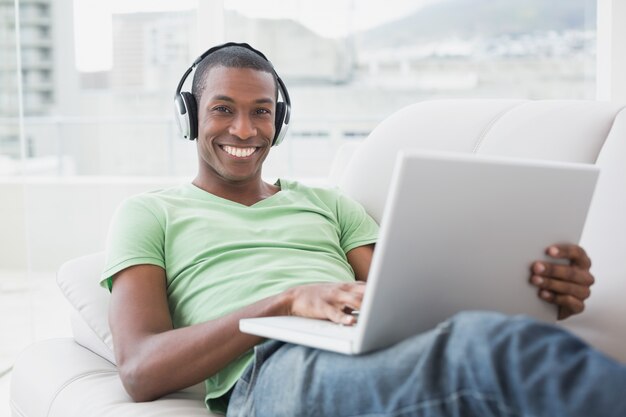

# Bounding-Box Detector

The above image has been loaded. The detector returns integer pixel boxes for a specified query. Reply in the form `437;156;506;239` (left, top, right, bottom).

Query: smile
219;145;259;158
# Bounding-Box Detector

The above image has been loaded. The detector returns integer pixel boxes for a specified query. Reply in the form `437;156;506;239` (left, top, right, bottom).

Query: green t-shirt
101;179;379;413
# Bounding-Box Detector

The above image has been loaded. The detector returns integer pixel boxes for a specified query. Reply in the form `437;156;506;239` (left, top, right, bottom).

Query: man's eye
213;106;231;113
255;108;271;115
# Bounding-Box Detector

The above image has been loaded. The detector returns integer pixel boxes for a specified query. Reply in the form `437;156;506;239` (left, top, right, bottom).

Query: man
102;43;625;416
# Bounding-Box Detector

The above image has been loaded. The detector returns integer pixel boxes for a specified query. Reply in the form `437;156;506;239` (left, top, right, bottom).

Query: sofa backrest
338;99;626;363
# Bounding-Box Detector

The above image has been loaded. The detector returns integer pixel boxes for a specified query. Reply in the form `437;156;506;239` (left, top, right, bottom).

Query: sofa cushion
476;100;624;162
56;252;115;363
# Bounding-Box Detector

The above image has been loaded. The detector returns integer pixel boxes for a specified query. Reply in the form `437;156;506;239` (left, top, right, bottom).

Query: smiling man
193;65;278;200
101;43;626;417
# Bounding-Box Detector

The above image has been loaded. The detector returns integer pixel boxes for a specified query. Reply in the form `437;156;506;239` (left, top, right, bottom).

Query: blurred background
0;0;615;413
1;0;598;179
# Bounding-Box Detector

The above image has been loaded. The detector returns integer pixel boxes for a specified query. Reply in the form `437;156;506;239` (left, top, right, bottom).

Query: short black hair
191;45;278;105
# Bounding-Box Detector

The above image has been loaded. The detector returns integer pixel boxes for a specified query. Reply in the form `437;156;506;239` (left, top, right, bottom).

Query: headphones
174;42;291;146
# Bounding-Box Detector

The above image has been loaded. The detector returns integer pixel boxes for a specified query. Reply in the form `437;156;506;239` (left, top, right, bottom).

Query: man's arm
346;243;375;282
529;243;595;320
109;264;289;402
110;264;367;402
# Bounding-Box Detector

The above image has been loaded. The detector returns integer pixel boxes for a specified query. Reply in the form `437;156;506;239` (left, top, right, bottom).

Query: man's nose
229;113;257;140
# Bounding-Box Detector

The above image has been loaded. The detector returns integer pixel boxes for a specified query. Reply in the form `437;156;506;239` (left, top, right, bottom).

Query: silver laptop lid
354;150;599;353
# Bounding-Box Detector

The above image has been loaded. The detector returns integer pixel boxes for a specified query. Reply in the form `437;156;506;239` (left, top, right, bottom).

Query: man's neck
191;176;280;206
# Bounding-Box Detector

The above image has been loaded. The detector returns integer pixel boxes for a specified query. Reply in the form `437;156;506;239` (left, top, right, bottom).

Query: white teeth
222;146;256;158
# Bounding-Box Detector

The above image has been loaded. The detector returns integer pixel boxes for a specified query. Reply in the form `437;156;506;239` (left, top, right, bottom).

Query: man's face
196;66;277;185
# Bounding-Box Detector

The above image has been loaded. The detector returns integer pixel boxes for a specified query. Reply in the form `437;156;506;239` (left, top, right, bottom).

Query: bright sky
73;0;436;72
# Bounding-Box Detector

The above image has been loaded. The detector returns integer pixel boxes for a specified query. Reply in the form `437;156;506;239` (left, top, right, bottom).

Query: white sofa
10;99;626;417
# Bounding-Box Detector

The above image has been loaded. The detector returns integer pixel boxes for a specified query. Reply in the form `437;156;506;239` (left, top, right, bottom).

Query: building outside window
0;0;598;178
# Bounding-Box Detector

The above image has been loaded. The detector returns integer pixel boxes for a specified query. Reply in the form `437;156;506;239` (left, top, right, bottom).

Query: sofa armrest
10;339;211;417
11;338;117;417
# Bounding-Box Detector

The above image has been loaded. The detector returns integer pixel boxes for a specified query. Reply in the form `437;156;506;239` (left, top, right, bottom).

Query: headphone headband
173;42;291;145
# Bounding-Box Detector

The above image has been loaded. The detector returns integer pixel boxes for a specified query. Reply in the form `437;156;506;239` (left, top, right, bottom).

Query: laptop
240;150;600;354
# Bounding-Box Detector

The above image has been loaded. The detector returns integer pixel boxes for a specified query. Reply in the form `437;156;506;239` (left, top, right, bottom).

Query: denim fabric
227;311;626;417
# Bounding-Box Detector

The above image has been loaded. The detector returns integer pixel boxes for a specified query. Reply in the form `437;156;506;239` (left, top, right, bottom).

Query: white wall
0;177;185;271
597;0;626;101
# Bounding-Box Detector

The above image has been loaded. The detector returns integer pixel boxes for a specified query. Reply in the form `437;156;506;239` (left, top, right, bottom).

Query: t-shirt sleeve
100;195;166;291
335;192;379;253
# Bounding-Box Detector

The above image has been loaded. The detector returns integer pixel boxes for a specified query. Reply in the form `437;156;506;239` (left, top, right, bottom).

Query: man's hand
530;244;595;320
286;282;366;326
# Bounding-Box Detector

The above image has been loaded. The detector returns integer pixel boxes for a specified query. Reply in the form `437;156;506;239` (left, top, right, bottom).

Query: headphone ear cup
174;92;198;140
181;92;198;140
174;94;190;140
273;102;286;146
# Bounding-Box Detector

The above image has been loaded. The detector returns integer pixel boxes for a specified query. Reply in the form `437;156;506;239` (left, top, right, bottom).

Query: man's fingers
533;245;592;320
553;294;585;315
325;304;356;325
337;281;367;293
532;262;595;286
326;284;365;324
291;282;366;324
537;290;585;318
531;276;591;300
546;244;591;269
336;282;365;298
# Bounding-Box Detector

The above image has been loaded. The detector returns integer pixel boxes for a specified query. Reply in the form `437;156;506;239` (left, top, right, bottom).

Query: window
0;2;613;409
223;0;597;178
0;0;599;178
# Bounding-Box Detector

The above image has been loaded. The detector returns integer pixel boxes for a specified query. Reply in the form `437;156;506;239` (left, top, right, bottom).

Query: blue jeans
226;311;626;417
